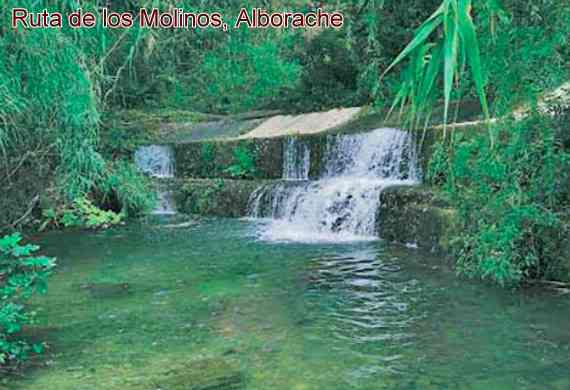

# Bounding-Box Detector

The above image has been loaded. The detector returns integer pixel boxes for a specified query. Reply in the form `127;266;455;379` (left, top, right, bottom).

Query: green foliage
433;116;569;286
187;179;226;215
0;233;55;368
42;198;124;230
199;143;217;177
382;0;491;131
0;1;155;227
426;141;451;187
344;0;442;104
195;30;301;113
99;125;157;159
97;161;157;217
382;1;569;132
224;145;257;179
480;1;570;114
40;160;153;230
0;1;105;200
288;30;359;111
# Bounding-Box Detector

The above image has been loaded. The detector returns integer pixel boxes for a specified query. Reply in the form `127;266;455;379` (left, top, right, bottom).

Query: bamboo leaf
419;43;443;108
381;9;444;78
457;0;490;121
443;17;459;125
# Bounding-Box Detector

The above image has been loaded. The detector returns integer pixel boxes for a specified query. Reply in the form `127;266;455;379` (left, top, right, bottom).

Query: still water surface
14;218;570;389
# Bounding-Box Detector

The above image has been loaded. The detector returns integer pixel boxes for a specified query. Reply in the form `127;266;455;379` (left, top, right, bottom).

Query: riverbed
11;218;570;389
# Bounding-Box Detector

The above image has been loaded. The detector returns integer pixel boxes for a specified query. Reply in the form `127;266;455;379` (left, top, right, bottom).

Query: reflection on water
303;249;424;382
15;219;570;390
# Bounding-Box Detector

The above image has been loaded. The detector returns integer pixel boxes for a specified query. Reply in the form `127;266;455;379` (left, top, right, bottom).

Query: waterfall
247;128;420;242
134;145;175;178
135;145;176;215
152;188;176;215
282;137;310;180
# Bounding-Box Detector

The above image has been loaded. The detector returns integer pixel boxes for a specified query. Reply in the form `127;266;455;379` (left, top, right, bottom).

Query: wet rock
377;186;457;254
174;138;283;180
176;179;274;217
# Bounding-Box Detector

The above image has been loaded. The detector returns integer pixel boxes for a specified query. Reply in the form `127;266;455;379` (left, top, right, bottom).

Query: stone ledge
377;186;456;253
174;179;276;217
174;179;456;255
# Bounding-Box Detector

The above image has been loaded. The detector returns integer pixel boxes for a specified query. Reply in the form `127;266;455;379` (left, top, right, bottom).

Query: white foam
248;128;420;243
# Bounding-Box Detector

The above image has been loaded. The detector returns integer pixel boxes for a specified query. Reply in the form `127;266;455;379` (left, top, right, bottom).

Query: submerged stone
157;358;244;390
78;282;131;299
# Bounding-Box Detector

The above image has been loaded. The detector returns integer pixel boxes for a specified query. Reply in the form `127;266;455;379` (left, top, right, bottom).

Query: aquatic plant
0;233;55;369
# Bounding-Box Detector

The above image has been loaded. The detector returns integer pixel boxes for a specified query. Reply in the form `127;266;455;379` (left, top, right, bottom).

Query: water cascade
134;145;175;178
282;137;310;180
135;145;176;215
248;128;420;242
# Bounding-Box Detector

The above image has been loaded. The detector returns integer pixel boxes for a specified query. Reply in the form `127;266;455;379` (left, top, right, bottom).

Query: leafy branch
382;0;493;142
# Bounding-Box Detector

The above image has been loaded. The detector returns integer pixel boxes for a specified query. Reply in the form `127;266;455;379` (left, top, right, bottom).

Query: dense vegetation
2;1;567;229
0;0;569;373
427;115;569;286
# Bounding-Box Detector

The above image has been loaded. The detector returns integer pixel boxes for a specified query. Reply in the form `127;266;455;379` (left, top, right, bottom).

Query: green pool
10;218;570;389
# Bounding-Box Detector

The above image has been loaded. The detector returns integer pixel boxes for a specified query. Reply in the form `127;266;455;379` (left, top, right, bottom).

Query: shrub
40;161;155;231
199;143;218;177
430;115;569;286
41;197;124;230
224;145;257;179
0;233;55;368
193;29;301;113
98;161;157;216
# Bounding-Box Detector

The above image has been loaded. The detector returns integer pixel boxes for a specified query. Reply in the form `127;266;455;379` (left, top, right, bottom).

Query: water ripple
303;248;425;379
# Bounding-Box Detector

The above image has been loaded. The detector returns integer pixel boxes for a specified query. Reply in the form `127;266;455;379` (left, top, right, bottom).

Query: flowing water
135;145;176;215
134;145;175;178
153;188;176;215
14;219;570;389
13;130;568;389
248;129;419;243
282;137;310;180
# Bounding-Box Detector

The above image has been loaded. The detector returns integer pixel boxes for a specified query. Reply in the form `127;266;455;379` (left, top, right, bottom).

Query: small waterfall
152;189;176;215
134;145;175;178
135;145;176;215
282;137;310;180
248;128;420;242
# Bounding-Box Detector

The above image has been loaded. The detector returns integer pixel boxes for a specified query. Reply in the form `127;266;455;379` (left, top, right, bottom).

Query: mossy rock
174;139;283;180
378;185;456;253
101;110;209;158
167;117;480;181
175;179;275;217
